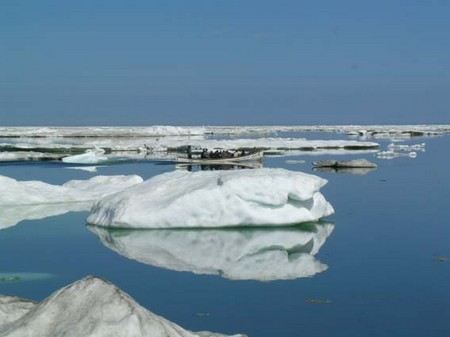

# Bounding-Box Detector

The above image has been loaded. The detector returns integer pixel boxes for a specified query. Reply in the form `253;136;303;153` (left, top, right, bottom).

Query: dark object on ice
313;159;377;169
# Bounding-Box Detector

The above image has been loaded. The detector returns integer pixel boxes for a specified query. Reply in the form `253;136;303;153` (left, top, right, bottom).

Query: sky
0;0;449;125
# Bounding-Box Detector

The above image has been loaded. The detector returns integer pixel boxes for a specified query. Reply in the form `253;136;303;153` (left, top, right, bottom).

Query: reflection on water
88;222;334;281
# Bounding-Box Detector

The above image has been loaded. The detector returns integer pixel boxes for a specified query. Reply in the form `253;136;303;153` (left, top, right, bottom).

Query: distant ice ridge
0;126;207;138
89;223;334;281
0;175;143;229
0;276;244;337
1;137;378;154
0;125;448;138
88;168;334;228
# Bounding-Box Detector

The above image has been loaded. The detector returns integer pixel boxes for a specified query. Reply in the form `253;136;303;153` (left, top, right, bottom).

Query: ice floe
376;150;417;160
62;148;108;164
88;168;334;228
89;223;334;281
0;151;61;162
313;159;377;169
0;175;142;206
0;175;143;228
0;276;244;337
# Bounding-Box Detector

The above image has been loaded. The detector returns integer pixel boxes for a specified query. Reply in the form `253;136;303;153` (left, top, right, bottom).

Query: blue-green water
1;136;450;337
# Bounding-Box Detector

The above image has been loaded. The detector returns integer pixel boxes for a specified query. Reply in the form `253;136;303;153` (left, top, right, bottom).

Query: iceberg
89;223;334;281
88;168;334;228
0;175;143;206
0;276;244;337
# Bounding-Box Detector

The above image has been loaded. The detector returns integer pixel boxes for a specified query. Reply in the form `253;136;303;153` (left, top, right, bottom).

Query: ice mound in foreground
89;223;334;281
88;168;334;228
0;175;143;206
0;277;244;337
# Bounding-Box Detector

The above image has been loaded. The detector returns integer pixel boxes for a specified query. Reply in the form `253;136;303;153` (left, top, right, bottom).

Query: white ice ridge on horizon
89;223;334;281
88;168;334;229
0;276;245;337
0;175;143;228
0;124;449;138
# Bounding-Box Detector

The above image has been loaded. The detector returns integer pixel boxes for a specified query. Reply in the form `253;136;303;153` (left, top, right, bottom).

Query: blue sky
1;0;449;125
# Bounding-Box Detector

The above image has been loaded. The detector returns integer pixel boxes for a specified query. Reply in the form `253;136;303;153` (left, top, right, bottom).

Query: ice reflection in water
88;223;334;281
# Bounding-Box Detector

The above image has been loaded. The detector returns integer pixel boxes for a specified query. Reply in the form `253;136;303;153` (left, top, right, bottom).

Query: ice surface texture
88;168;334;228
0;277;244;337
90;223;334;281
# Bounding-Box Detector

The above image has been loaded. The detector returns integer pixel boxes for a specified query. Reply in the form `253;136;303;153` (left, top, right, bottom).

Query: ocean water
1;134;449;337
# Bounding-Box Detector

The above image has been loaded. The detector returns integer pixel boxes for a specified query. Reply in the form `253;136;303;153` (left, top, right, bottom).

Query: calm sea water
1;134;449;337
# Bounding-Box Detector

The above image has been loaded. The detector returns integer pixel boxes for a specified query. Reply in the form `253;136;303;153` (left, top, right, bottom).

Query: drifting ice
0;175;143;206
88;168;334;228
62;148;108;164
0;277;244;337
89;223;334;281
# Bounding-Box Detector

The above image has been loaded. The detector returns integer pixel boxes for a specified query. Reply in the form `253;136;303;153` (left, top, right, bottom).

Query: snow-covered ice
62;148;108;164
89;223;334;281
0;276;244;337
88;168;334;228
0;175;143;206
0;203;90;229
0;151;61;162
0;175;143;228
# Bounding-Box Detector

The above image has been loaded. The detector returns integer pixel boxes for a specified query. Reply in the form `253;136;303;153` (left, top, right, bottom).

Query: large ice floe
88;168;334;228
0;276;244;337
0;175;143;229
89;223;334;281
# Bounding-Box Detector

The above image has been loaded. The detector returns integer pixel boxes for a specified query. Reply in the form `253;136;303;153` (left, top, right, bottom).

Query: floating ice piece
0;276;244;337
313;167;376;176
285;159;306;164
62;148;108;164
65;166;102;173
376;150;417;160
0;175;143;206
313;159;377;169
387;142;426;152
89;223;334;281
88;168;334;228
0;203;89;229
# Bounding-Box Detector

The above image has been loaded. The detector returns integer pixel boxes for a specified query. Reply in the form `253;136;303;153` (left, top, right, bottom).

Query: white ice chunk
88;168;334;228
62;148;108;164
0;175;143;206
89;223;334;281
0;276;244;337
